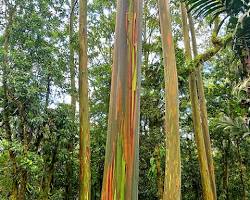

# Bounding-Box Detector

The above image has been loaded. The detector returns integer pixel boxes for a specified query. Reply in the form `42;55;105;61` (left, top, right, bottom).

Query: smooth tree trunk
79;0;91;199
189;73;214;200
70;2;77;116
188;13;217;199
180;3;214;200
101;0;142;199
158;0;181;199
66;0;76;198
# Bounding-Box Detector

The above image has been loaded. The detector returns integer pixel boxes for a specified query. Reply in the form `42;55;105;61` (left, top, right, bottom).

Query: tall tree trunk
180;3;214;200
155;146;164;200
7;91;29;200
222;138;230;200
189;73;214;200
41;169;53;200
17;102;28;200
101;1;142;199
79;0;91;199
45;74;51;110
19;170;28;200
70;0;77;117
188;12;217;199
66;0;76;199
158;0;181;199
236;140;246;200
40;134;61;200
3;25;12;142
2;5;18;199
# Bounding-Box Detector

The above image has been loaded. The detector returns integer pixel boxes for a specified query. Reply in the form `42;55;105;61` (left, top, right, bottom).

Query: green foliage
0;0;249;199
186;0;250;20
217;116;249;138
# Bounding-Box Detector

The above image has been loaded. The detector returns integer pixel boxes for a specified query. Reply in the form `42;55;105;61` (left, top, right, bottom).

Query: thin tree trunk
40;136;60;200
79;0;91;199
222;138;230;200
70;0;77;117
101;1;142;199
2;5;18;199
188;11;217;199
236;140;246;200
189;73;214;200
66;0;76;199
6;95;29;200
158;0;181;199
3;26;12;141
45;74;51;110
41;170;53;200
19;171;28;200
180;3;214;200
17;102;28;200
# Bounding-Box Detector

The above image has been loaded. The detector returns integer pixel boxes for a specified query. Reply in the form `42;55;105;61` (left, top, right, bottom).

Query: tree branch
187;33;233;73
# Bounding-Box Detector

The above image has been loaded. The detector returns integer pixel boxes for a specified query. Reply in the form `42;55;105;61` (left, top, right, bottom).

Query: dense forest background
0;0;249;199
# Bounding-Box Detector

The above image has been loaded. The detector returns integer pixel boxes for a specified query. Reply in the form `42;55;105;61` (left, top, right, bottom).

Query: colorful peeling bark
158;0;181;199
180;3;214;200
188;73;214;200
188;12;217;199
101;0;142;199
79;0;91;199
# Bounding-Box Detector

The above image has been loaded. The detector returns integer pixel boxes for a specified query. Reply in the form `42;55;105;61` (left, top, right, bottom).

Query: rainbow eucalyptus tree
101;0;142;199
158;0;181;199
188;12;217;198
79;0;91;199
180;3;214;200
66;0;77;198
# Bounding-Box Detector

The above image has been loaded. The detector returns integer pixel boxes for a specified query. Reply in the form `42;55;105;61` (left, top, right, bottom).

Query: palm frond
186;0;249;21
187;0;225;18
216;115;249;138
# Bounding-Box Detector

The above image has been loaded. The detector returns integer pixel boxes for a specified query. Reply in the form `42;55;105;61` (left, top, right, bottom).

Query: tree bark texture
66;0;76;198
180;3;214;200
188;11;217;199
101;0;142;199
79;0;91;199
158;0;181;199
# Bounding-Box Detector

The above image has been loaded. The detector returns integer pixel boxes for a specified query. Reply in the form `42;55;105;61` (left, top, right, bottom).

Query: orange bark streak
167;33;172;47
